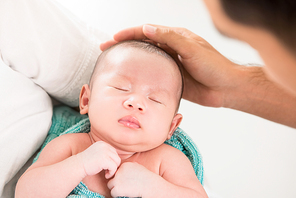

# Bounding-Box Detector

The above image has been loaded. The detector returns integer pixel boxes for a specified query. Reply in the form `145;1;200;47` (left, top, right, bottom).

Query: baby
16;41;208;198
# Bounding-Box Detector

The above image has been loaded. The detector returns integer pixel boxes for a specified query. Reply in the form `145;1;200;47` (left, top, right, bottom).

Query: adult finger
100;39;118;51
100;25;147;51
102;24;203;60
100;24;196;52
113;25;148;41
112;24;176;41
142;25;200;60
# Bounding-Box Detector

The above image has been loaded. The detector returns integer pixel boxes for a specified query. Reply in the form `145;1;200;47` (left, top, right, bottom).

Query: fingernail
144;25;157;34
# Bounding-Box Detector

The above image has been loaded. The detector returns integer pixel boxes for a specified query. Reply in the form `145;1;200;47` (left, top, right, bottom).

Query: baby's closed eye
148;97;162;104
113;86;129;92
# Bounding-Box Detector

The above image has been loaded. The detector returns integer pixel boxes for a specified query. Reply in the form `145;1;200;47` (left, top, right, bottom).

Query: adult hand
101;24;296;128
101;24;241;108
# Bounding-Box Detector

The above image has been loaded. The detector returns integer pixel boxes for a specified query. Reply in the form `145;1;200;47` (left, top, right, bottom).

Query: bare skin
15;47;207;198
15;132;207;198
101;24;296;128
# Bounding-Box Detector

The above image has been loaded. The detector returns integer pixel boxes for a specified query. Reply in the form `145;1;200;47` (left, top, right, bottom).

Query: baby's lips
118;115;141;129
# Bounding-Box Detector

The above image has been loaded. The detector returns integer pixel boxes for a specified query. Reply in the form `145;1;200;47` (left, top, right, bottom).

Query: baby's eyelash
149;97;162;104
114;87;129;92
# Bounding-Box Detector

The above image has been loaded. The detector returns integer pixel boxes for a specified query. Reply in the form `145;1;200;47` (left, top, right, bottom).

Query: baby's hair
90;40;184;108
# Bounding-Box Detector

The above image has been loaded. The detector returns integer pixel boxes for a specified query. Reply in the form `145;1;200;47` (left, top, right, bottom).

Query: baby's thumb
104;163;118;179
105;169;113;179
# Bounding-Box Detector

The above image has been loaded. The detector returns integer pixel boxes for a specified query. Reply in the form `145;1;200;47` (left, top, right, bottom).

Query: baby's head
79;40;183;152
90;41;183;106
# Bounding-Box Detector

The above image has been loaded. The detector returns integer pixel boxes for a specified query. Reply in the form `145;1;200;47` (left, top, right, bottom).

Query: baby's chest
124;152;162;174
82;153;161;197
82;171;111;197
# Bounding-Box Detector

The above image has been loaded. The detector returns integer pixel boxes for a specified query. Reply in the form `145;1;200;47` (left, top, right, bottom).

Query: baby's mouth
118;115;141;129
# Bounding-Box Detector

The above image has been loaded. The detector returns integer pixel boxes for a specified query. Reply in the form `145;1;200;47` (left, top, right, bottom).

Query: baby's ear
167;113;183;140
79;84;91;115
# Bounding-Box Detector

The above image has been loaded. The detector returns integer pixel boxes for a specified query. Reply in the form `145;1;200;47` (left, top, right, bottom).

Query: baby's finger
108;151;121;167
104;154;121;179
104;161;118;179
107;178;115;191
107;178;124;198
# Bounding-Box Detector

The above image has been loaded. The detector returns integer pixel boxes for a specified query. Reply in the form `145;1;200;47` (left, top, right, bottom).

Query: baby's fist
108;162;156;197
77;141;121;178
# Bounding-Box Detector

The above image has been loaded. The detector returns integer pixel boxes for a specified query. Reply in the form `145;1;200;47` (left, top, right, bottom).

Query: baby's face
81;47;182;152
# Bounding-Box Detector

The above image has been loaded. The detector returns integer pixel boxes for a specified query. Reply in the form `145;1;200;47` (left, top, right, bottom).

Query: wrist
223;65;266;109
73;153;88;179
223;64;296;127
141;174;167;198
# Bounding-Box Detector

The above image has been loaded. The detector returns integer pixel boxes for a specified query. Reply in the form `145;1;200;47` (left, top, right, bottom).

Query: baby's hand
77;141;121;179
108;162;156;197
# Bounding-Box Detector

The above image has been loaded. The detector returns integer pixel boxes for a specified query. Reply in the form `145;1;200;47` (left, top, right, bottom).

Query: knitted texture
68;182;105;198
34;105;204;197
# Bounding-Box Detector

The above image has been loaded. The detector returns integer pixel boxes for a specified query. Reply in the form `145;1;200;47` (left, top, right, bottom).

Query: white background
57;0;296;197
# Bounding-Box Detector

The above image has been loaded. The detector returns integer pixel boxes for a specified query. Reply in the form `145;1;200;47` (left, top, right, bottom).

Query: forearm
225;65;296;128
15;155;86;198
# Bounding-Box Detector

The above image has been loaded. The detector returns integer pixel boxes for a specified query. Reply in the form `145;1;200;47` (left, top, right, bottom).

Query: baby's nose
123;97;145;112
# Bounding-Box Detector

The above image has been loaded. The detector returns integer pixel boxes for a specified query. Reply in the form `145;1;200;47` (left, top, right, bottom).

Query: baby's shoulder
160;143;183;152
142;144;191;173
146;143;185;159
60;132;90;140
155;144;194;175
47;132;91;154
52;132;90;144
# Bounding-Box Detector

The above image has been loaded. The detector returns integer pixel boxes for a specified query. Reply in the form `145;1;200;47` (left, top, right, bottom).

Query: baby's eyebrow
113;72;131;80
110;72;131;83
149;86;171;97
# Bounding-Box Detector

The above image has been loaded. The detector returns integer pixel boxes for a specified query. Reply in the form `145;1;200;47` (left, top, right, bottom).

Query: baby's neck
116;150;136;160
88;132;136;160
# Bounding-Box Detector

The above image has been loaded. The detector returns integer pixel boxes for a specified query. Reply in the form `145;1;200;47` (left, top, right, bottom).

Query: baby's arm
158;145;208;197
108;144;208;198
15;134;121;198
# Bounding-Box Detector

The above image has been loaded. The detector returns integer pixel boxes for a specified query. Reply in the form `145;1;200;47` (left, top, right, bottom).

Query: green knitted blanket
34;105;204;189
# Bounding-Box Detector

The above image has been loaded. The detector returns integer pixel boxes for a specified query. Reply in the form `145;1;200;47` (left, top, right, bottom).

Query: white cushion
0;0;109;107
0;0;109;196
0;62;52;196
